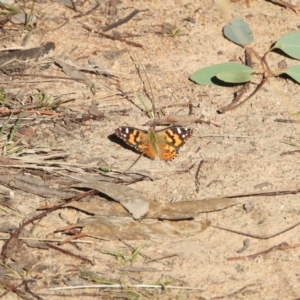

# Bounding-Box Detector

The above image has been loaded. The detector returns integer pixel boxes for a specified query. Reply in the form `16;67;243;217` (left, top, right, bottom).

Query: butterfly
115;126;193;161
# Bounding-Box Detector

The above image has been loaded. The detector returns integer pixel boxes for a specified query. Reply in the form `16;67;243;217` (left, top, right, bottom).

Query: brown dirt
1;0;300;299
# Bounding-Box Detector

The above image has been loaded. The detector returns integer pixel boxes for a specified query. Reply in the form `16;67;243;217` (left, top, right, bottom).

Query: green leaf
216;70;252;83
223;18;254;46
190;62;253;85
280;65;300;83
273;31;300;59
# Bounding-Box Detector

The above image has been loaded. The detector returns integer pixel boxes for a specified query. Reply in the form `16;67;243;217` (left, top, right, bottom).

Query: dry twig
102;9;147;32
227;242;300;261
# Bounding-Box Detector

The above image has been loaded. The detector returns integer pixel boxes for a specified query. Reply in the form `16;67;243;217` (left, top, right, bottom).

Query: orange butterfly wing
115;127;156;159
115;126;192;161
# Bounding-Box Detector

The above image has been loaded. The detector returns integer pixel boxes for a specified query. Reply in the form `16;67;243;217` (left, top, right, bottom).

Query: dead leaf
73;181;149;220
55;57;93;87
18;127;36;137
147;198;238;220
66;196;129;218
0;156;23;165
0;174;79;199
75;216;206;240
67;196;238;220
2;234;40;272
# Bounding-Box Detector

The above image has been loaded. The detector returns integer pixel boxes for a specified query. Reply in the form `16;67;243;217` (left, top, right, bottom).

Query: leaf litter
1;0;300;298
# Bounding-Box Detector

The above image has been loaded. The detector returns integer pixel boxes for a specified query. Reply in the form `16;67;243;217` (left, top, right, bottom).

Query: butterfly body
115;126;192;161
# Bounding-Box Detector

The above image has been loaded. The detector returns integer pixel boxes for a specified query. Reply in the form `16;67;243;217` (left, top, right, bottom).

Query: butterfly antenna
127;50;157;121
124;153;143;172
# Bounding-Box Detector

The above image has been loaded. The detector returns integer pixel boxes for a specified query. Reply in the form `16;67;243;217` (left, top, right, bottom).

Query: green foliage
24;1;35;29
101;243;145;265
190;62;253;85
0;117;10;138
0;115;24;156
216;69;253;83
101;249;126;263
273;31;300;60
0;2;19;14
99;166;111;172
161;22;181;38
80;271;117;284
0;88;11;106
280;65;300;83
223;18;254;46
190;18;300;87
33;91;62;110
189;18;300;110
8;114;23;142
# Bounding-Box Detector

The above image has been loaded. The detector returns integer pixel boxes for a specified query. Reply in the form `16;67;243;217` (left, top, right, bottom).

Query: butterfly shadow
108;133;141;155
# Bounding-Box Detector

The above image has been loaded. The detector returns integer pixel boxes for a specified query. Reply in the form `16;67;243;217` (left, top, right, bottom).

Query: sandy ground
1;0;300;299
